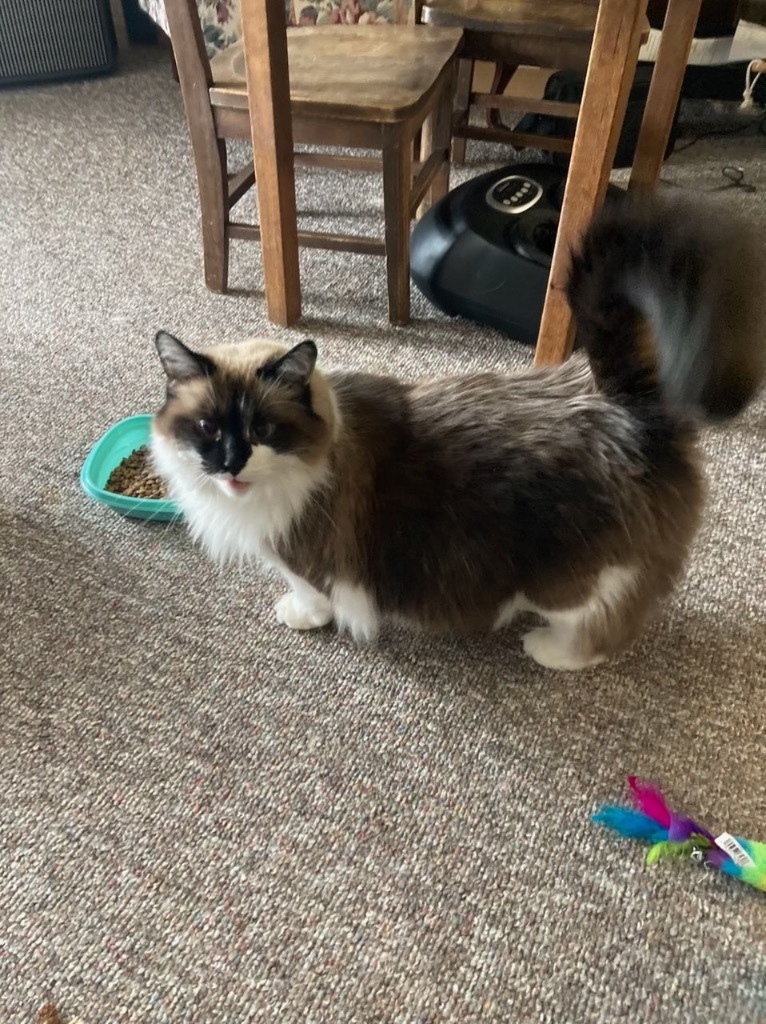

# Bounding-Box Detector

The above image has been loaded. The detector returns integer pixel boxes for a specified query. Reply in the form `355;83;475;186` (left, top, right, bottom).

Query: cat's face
151;333;334;498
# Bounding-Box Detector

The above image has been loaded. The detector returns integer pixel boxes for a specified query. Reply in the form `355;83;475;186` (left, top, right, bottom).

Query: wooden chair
415;0;703;364
163;0;462;324
415;0;651;164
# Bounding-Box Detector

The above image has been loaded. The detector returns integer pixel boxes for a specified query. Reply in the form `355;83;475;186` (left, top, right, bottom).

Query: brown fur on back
273;355;703;647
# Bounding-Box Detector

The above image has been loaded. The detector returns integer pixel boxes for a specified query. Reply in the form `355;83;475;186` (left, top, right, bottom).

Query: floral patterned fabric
138;0;411;57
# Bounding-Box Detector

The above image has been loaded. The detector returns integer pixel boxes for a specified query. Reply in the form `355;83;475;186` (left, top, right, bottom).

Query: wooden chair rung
295;153;384;172
454;124;574;153
409;150;445;216
227;163;255;208
469;93;580;119
228;221;386;256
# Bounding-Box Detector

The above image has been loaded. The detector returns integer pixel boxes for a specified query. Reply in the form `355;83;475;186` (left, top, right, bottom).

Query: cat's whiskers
114;490;185;531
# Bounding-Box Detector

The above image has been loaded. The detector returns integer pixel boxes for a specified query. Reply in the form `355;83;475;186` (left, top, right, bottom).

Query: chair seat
209;25;464;123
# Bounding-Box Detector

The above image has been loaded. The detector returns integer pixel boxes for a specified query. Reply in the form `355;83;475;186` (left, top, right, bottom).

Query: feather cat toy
593;777;766;892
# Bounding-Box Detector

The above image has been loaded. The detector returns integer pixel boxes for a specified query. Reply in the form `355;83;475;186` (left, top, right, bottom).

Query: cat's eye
198;419;222;441
250;421;275;443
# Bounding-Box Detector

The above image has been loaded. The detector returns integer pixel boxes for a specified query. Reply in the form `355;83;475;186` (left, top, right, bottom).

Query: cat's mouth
215;475;253;496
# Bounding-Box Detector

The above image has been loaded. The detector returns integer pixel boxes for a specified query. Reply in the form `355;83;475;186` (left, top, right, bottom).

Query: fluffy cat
151;193;764;670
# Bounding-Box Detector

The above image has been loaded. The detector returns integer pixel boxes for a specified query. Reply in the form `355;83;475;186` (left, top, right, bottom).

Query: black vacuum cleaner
410;162;624;346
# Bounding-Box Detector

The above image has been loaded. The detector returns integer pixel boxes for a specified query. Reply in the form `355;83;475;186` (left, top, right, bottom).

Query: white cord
740;58;763;111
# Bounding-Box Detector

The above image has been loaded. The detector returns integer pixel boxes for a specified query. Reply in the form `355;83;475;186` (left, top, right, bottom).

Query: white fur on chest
151;432;324;564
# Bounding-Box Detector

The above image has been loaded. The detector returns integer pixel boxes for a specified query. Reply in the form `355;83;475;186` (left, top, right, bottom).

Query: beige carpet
1;46;765;1024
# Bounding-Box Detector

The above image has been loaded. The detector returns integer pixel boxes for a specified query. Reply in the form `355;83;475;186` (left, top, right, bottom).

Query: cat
151;192;764;670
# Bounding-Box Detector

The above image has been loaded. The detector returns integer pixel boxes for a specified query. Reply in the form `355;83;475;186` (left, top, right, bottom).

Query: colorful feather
593;778;766;894
591;806;667;843
627;776;671;828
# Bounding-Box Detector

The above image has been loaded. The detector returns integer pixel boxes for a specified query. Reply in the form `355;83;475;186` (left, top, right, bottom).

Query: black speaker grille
0;0;115;84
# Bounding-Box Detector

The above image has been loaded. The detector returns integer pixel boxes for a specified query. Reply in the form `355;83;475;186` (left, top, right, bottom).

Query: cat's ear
265;340;317;388
155;331;214;383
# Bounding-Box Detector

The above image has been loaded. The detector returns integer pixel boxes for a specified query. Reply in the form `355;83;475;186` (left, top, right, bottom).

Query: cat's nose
223;454;246;477
222;438;249;477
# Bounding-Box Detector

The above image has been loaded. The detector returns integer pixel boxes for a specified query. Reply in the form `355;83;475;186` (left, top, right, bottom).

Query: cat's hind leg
275;572;333;631
522;621;609;671
522;566;649;671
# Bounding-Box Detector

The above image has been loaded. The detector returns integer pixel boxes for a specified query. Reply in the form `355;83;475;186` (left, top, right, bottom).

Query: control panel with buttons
486;175;544;215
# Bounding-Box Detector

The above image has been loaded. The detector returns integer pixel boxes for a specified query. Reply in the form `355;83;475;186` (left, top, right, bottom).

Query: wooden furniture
417;0;633;164
433;0;740;163
164;0;462;324
416;0;702;364
234;0;702;357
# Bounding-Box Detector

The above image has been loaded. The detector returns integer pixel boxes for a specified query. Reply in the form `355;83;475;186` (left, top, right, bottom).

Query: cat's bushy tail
567;191;765;420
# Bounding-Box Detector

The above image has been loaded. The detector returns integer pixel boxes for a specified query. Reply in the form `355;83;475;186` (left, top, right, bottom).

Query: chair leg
197;137;230;293
169;32;229;292
534;0;648;367
486;62;517;130
240;0;301;325
629;0;703;190
382;122;413;325
418;70;454;218
163;0;229;294
451;58;473;165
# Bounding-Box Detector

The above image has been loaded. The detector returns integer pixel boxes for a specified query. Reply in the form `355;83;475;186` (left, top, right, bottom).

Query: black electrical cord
672;109;766;152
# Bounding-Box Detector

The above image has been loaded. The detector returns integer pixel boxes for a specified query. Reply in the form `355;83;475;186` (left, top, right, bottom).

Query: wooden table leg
240;0;301;326
382;122;413;325
629;0;703;190
533;0;648;367
451;58;474;165
417;65;454;219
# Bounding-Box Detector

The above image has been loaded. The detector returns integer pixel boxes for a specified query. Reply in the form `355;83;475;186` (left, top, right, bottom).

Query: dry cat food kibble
105;445;166;500
36;1005;63;1024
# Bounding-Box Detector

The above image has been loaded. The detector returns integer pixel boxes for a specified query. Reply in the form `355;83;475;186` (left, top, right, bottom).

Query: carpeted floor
1;45;765;1024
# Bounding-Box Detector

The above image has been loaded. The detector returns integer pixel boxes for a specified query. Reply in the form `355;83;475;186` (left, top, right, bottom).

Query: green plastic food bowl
80;414;181;521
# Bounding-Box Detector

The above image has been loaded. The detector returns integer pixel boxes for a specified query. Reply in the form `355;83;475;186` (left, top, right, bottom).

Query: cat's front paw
274;591;333;631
